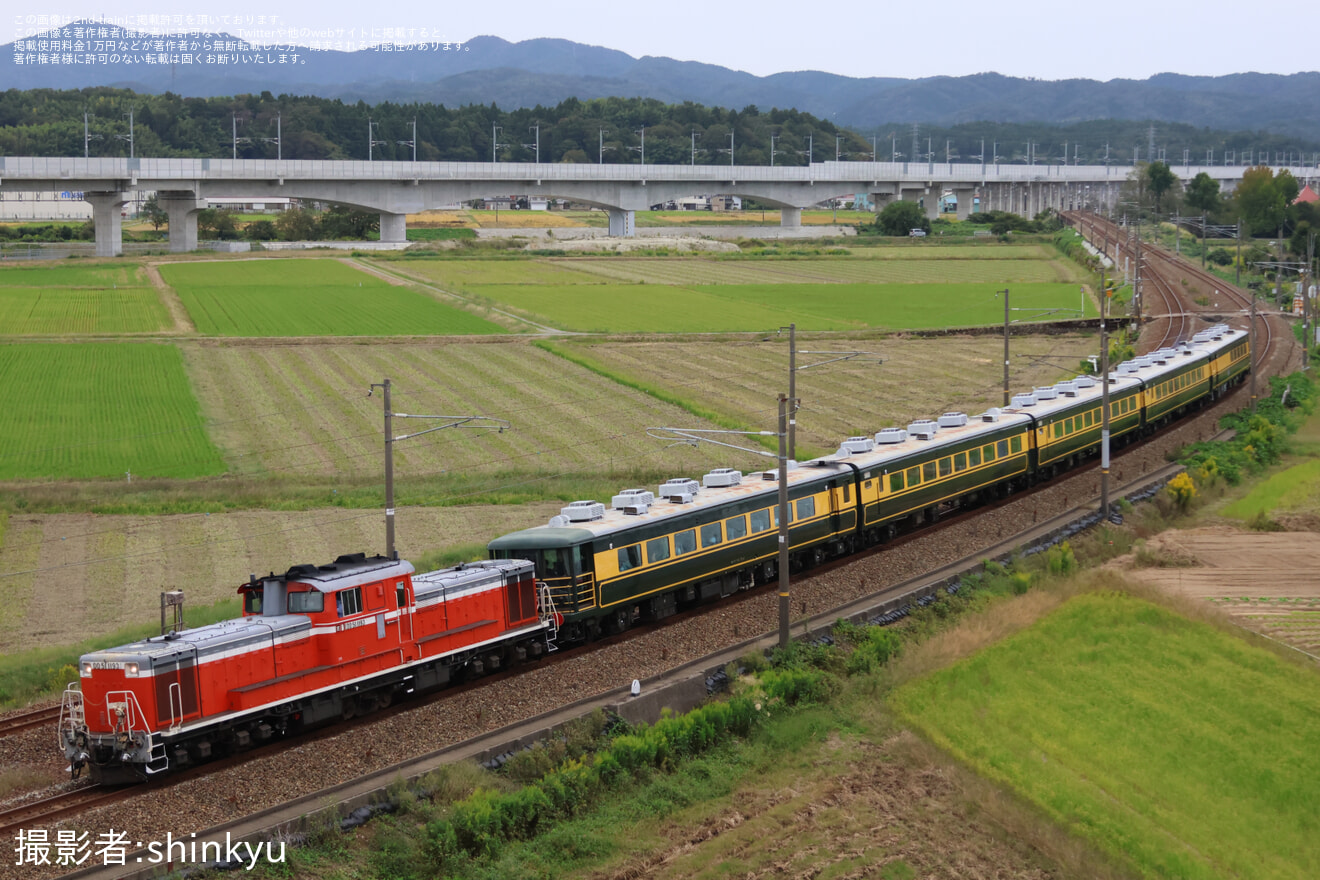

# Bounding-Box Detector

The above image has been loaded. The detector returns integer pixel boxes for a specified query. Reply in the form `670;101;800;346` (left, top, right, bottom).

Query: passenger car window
646;537;670;564
617;545;642;572
675;529;697;555
969;448;981;467
938;458;952;477
954;452;967;472
997;440;1009;457
907;466;921;485
890;471;905;491
923;462;937;481
750;510;771;533
701;523;722;547
725;515;748;540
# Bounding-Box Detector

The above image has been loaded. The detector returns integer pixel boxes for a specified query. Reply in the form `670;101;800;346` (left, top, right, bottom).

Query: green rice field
893;591;1320;880
468;282;1093;333
0;343;225;479
160;259;502;336
0;264;170;334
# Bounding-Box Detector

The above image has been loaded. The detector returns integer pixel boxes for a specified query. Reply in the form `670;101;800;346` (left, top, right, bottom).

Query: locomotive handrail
58;683;84;750
168;682;184;734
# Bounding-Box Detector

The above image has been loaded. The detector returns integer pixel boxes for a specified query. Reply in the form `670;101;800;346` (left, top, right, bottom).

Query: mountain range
5;25;1318;141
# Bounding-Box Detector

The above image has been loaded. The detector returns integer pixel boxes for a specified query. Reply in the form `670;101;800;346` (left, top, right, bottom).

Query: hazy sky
23;0;1309;81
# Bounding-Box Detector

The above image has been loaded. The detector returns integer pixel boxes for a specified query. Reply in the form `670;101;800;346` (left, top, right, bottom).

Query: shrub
1207;247;1234;266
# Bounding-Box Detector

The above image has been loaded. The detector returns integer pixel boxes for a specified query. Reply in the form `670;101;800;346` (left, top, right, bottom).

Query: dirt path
144;262;196;333
1115;525;1320;655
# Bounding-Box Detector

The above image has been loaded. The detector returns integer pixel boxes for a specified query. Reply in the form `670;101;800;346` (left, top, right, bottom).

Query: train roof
278;552;415;593
490;408;1034;547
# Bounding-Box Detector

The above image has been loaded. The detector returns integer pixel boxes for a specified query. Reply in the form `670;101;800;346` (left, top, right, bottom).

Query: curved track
1065;212;1284;373
16;221;1298;845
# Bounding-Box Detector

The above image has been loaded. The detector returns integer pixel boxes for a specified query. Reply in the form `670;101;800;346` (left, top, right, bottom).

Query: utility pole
232;114;251;159
690;130;701;166
492;124;505;163
115;108;135;158
260;113;282;160
369;379;510;560
368;118;387;161
788;324;797;460
599;129;613;164
1201;213;1206;269
396;118;416;162
999;288;1011;406
1249;295;1258;411
83;111;102;158
836;135;843;162
1236;219;1242;287
777;394;791;649
1100;267;1111;519
523;124;540;163
770;133;779;167
378;378;396;557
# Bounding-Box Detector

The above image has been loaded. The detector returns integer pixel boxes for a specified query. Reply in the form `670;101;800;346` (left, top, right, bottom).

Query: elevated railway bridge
0;156;1283;255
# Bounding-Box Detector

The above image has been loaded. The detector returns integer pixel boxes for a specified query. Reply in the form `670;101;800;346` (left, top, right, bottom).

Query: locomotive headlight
126;663;139;676
81;662;93;677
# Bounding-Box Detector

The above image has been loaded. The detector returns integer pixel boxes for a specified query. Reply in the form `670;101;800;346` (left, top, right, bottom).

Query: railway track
9;227;1296;850
0;705;61;739
1066;211;1285;373
0;786;123;839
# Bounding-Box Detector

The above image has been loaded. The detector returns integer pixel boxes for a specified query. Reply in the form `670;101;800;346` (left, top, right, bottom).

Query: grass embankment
1220;397;1320;521
893;589;1320;880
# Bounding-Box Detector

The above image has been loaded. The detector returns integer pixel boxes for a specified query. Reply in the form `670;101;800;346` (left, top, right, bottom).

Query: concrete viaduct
0;156;1262;256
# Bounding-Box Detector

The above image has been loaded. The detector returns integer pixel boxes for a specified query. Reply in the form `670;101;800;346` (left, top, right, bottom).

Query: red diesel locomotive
61;553;557;783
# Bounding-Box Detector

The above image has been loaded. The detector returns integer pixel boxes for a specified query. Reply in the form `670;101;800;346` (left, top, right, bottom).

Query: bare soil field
1117;526;1320;654
0;502;563;652
597;731;1062;880
577;334;1098;457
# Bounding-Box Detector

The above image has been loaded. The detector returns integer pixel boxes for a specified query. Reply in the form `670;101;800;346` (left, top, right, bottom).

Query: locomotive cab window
336;587;363;618
243;592;262;615
725;515;748;540
750;510;771;534
396;582;407;608
646;537;671;564
288;590;324;614
617;545;642;572
675;529;697;555
701;523;722;548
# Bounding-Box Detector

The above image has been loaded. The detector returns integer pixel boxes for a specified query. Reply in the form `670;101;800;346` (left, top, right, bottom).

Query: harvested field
0;502;562;652
1117;525;1320;654
182;341;734;478
575;334;1098;457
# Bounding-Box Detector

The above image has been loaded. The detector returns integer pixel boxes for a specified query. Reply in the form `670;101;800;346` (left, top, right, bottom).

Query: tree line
2;87;1315;170
1119;161;1316;256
